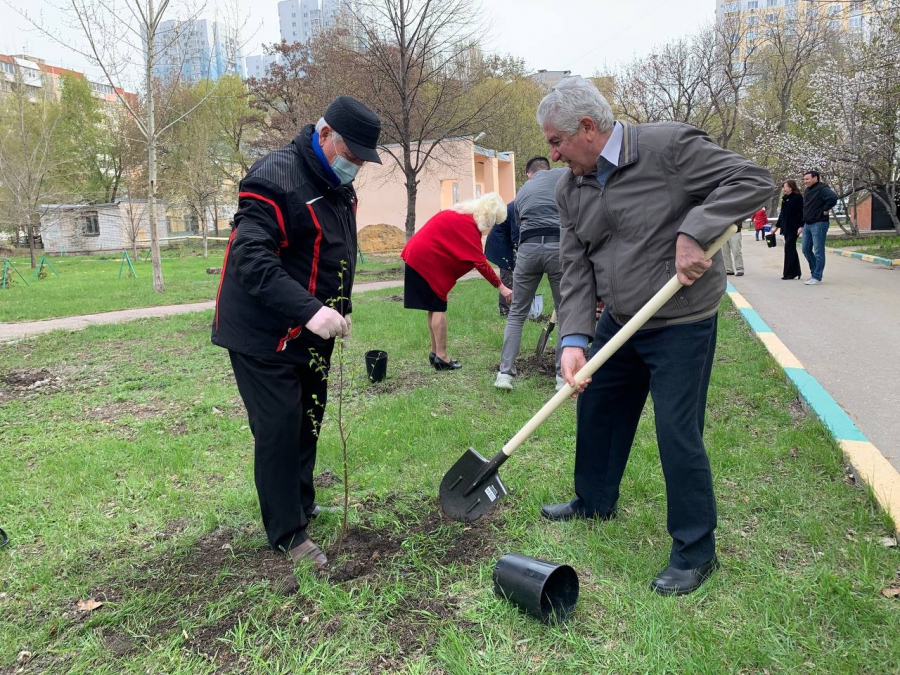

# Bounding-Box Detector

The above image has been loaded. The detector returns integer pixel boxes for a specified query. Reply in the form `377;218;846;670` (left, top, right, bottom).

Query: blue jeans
573;311;718;568
801;221;828;280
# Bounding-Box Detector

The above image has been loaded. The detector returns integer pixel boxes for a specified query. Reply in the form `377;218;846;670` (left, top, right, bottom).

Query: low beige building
354;137;516;240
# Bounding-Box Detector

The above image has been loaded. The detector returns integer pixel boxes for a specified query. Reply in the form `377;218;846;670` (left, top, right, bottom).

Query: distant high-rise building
153;19;245;82
715;0;870;55
279;0;323;44
0;53;136;106
245;54;279;80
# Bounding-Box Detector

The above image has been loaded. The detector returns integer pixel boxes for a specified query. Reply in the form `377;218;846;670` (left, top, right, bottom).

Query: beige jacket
555;121;772;337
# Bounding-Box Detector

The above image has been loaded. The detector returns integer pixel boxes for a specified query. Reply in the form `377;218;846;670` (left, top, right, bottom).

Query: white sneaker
555;376;567;392
804;278;822;285
494;372;513;391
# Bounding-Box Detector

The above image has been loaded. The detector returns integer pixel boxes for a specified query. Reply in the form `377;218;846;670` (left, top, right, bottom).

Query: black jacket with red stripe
211;125;357;362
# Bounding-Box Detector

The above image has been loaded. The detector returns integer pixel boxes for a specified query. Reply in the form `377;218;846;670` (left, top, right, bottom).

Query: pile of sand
358;224;406;253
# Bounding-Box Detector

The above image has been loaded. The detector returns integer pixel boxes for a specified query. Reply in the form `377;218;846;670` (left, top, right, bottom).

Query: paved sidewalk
0;276;413;343
729;231;900;473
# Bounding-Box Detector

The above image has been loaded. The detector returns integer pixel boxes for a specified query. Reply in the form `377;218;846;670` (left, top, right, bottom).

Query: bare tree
21;0;248;291
0;69;69;267
345;0;513;239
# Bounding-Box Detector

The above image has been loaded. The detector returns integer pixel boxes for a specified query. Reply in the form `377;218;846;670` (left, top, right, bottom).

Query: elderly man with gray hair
538;77;772;595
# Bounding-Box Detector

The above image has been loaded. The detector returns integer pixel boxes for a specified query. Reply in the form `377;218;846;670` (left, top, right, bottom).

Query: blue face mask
331;135;360;184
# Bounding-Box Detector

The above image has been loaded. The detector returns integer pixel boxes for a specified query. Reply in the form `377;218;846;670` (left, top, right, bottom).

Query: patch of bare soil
492;350;557;378
321;498;503;583
358;224;405;253
314;470;341;488
81;527;293;671
356;266;403;281
0;368;65;404
384;294;404;302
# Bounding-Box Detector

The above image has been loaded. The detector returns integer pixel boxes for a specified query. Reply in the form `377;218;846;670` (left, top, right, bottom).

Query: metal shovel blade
535;310;556;358
440;447;508;521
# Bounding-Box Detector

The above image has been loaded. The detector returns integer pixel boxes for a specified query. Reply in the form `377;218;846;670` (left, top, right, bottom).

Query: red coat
753;208;768;230
401;210;501;301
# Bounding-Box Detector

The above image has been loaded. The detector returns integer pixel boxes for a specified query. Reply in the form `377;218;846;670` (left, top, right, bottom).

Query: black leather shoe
540;500;617;522
726;271;735;276
429;352;436;365
650;556;719;596
433;356;461;370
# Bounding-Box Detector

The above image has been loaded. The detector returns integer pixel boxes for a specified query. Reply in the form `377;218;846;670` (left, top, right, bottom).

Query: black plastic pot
365;349;388;383
493;553;579;623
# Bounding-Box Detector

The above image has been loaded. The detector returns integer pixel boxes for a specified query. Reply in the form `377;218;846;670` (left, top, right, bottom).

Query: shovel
535;310;557;358
440;225;737;522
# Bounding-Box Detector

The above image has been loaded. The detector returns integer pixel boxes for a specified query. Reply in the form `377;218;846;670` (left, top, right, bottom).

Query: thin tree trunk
146;0;164;293
27;214;38;268
200;206;208;258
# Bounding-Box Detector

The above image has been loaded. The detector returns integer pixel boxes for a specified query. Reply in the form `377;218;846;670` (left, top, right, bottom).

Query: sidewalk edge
826;247;898;268
726;283;900;536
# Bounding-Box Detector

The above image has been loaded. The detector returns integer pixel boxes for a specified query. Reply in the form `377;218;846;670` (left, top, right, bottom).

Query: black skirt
403;264;448;312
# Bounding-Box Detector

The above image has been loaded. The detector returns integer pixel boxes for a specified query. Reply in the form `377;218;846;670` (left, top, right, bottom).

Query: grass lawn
826;235;900;260
0;250;402;323
2;279;899;674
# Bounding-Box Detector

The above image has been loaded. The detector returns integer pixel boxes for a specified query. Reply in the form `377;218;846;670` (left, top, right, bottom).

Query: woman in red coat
402;193;513;370
753;207;768;241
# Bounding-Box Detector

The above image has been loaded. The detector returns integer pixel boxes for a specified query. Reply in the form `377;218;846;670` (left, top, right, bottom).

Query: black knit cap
324;96;382;164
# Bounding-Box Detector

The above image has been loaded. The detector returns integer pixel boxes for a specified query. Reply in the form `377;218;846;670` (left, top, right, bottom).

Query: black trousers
229;350;328;552
574;311;718;569
782;233;801;279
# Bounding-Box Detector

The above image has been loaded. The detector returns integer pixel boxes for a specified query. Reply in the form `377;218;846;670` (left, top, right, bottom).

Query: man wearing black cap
212;96;382;567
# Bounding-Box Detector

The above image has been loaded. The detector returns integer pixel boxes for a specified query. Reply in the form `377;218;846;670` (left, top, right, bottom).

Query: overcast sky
1;0;717;82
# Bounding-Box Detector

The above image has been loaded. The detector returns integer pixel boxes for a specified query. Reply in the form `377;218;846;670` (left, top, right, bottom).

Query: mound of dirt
358;224;406;253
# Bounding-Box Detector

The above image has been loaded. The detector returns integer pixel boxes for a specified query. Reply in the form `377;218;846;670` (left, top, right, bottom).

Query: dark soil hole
320;498;504;583
0;368;64;403
314;470;342;488
492;350;557;378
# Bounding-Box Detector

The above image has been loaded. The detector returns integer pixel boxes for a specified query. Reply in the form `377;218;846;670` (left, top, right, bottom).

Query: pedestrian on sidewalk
774;179;803;280
494;156;568;392
211;96;383;567
484;201;518;317
753;207;768;241
401;193;512;371
800;170;838;286
536;76;772;596
721;221;744;276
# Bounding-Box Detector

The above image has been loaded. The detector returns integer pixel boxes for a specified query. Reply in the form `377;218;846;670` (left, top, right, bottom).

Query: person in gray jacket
494;156;568;392
537;77;772;596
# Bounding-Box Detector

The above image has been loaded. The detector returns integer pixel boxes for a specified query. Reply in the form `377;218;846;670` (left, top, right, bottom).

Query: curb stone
726;283;900;536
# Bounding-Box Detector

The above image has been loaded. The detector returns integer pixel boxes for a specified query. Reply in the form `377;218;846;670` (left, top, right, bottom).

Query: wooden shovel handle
501;225;737;457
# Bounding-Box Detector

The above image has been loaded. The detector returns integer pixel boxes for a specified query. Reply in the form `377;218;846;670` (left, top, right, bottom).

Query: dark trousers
782;232;801;279
229;350;328;552
574;311;718;569
498;267;514;316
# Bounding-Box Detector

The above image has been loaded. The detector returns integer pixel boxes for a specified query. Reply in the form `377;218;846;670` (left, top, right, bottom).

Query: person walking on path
753;207;768;241
721;221;744;276
801;170;838;285
774;179;803;280
484;202;518;317
494;157;567;392
401;193;512;371
537;76;772;595
211;96;383;567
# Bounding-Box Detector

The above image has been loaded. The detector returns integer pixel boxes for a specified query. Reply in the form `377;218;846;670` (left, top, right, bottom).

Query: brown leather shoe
289;538;328;567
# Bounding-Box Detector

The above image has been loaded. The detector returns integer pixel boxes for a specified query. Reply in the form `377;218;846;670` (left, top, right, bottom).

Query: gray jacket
515;168;568;242
556;121;772;337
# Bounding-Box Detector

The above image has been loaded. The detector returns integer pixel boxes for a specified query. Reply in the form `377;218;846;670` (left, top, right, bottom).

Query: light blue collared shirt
561;121;623;350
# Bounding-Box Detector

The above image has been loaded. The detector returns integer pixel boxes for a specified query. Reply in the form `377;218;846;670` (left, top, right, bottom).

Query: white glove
305;306;348;340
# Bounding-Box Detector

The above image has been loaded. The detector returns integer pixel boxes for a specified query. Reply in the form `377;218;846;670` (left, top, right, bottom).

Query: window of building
724;1;740;11
766;0;780;6
828;19;841;29
829;4;841;14
0;61;14;74
183;214;199;232
746;29;758;41
80;212;100;236
765;13;778;22
747;0;759;8
849;14;863;27
785;0;797;4
786;8;798;20
746;14;759;24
